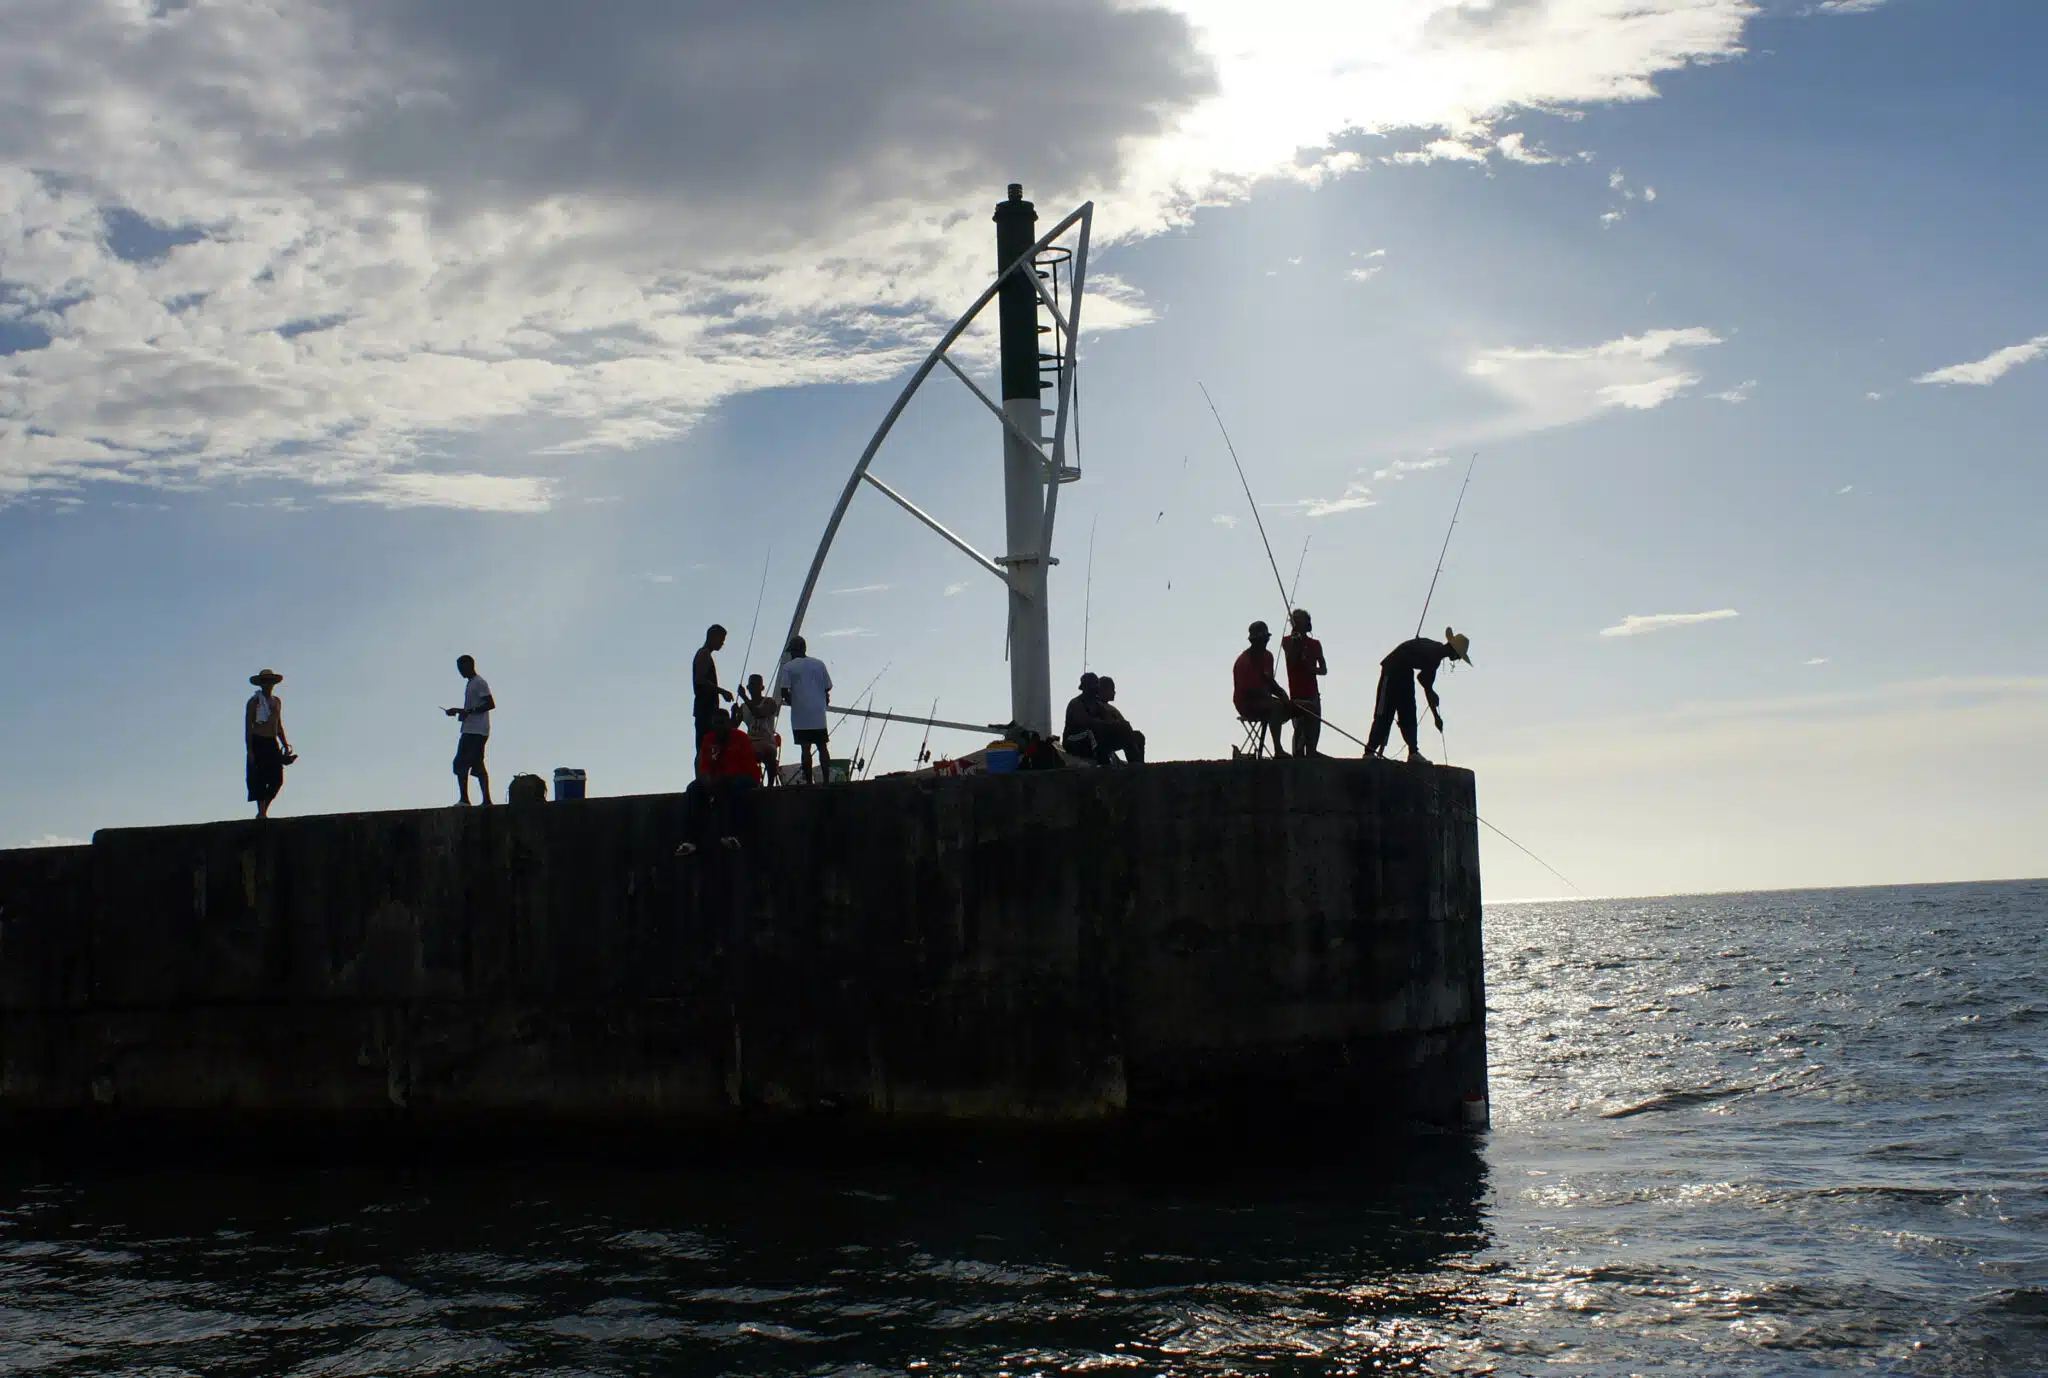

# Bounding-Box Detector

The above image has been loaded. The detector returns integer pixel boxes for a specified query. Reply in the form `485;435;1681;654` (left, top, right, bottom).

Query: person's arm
245;696;257;744
274;699;290;752
1315;645;1328;677
1419;662;1443;725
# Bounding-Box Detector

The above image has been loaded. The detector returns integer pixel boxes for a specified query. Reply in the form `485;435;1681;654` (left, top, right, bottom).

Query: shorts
793;727;829;748
454;733;489;775
246;736;285;802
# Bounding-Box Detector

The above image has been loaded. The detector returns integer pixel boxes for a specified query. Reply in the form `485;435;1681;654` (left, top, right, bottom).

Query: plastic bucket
985;742;1020;775
826;759;853;785
553;767;587;801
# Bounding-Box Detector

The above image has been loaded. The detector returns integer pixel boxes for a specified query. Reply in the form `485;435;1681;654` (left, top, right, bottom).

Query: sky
2;0;2044;899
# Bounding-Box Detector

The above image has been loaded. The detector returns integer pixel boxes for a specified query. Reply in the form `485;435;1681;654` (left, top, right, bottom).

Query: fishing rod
1416;454;1477;638
739;546;772;682
1198;382;1293;623
1082;518;1098;671
829;662;891;730
915;696;940;768
1289;534;1312;607
863;705;894;779
848;688;880;773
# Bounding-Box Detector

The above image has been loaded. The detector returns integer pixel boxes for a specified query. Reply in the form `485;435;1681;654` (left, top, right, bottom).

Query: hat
249;668;284;687
1444;629;1471;664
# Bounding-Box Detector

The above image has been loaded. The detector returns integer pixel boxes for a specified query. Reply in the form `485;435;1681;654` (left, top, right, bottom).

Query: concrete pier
0;760;1485;1145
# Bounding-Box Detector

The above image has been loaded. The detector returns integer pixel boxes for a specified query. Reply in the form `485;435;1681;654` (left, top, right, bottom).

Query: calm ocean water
3;879;2043;1375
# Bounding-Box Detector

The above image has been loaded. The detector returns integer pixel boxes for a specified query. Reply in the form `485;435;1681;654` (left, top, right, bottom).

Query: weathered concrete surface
0;760;1484;1138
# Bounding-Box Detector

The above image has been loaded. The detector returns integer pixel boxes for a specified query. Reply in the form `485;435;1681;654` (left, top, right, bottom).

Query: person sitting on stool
1366;627;1470;765
1232;621;1293;757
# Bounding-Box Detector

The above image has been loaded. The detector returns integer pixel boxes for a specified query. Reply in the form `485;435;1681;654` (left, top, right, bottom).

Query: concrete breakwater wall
0;760;1485;1140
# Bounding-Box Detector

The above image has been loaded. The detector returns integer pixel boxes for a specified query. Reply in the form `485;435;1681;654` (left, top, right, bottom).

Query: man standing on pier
1366;628;1470;765
776;636;834;784
445;654;495;805
692;625;734;777
244;668;293;819
1282;608;1327;758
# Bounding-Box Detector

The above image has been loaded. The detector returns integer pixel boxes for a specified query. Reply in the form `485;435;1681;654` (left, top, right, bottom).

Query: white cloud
1373;455;1450;481
1804;657;1829;666
1345;265;1382;283
1864;391;1884;402
1211;513;1239;528
0;0;1764;500
1912;334;2048;387
329;473;554;513
830;583;893;596
1600;608;1739;638
817;627;875;639
1815;1;1886;13
1467;327;1722;436
943;581;969;597
1836;484;1854;495
1710;379;1755;403
1496;132;1567;165
643;572;676;584
1303;480;1375;517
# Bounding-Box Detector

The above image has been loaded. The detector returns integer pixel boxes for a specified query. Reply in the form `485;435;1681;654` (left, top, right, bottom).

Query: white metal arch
777;200;1093;736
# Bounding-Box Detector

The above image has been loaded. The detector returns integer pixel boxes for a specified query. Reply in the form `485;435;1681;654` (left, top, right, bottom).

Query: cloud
1913;334;2048;387
1864;391;1884;402
817;626;875;639
1710;379;1755;403
1600;608;1739;638
942;581;968;597
1211;514;1239;528
830;583;893;596
643;572;676;584
1814;0;1885;13
0;0;1763;499
328;472;554;513
1373;455;1450;481
1467;327;1722;436
1836;484;1854;495
1345;266;1382;283
1804;657;1829;666
1303;481;1375;517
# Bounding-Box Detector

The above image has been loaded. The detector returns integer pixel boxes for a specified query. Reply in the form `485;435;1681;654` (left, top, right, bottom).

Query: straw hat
1444;630;1471;664
249;668;284;687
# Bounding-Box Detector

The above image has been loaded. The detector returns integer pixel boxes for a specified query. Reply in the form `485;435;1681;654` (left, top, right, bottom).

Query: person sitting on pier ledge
1062;673;1109;762
1095;676;1146;764
677;707;761;857
1232;622;1293;758
244;669;293;819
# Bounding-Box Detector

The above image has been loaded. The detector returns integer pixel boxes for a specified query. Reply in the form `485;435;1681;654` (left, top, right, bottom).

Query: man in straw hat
244;669;295;818
1365;627;1471;765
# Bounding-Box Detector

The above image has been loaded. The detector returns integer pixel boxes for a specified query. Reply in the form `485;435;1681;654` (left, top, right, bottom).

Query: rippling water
4;880;2044;1375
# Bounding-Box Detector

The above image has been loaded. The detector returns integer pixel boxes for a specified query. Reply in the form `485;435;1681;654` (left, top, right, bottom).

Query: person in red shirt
677;708;761;857
1231;620;1293;758
1281;608;1328;757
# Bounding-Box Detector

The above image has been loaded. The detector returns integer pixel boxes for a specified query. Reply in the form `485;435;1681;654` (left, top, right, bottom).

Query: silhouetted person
1232;621;1292;757
736;672;781;786
1062;673;1109;761
692;624;734;777
1095;676;1146;764
1367;627;1471;764
244;669;293;819
444;654;495;805
1282;608;1328;757
776;636;834;784
676;707;762;857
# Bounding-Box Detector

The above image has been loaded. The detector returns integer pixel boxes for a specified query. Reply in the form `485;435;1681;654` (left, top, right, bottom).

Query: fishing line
740;546;772;682
1082;517;1098;671
1470;811;1583;896
1198;382;1293;622
1415;454;1477;638
1289;534;1312;607
915;697;940;769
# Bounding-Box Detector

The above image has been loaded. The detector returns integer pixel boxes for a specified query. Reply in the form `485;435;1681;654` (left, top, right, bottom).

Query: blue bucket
985;742;1020;775
553;767;587;801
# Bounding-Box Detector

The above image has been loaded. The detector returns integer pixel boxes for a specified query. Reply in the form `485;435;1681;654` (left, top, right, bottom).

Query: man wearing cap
444;654;495;805
1366;627;1471;764
244;669;294;819
1232;621;1293;758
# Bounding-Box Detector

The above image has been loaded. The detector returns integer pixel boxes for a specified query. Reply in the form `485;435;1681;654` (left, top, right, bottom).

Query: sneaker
1406;750;1431;766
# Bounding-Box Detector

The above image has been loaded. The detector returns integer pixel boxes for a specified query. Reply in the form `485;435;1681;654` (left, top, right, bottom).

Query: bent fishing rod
1416;454;1477;638
1199;382;1294;624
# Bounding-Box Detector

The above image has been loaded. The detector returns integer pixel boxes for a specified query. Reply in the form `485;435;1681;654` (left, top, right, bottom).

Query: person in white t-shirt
774;637;834;784
445;654;496;805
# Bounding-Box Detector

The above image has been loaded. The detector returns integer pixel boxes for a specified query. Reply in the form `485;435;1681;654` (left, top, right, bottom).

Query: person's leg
719;776;757;849
475;753;491;806
814;734;833;782
1295;698;1321;757
1126;728;1145;765
453;745;471;804
798;737;815;784
676;779;710;856
1367;671;1395;756
1396;680;1422;758
1267;700;1291;757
